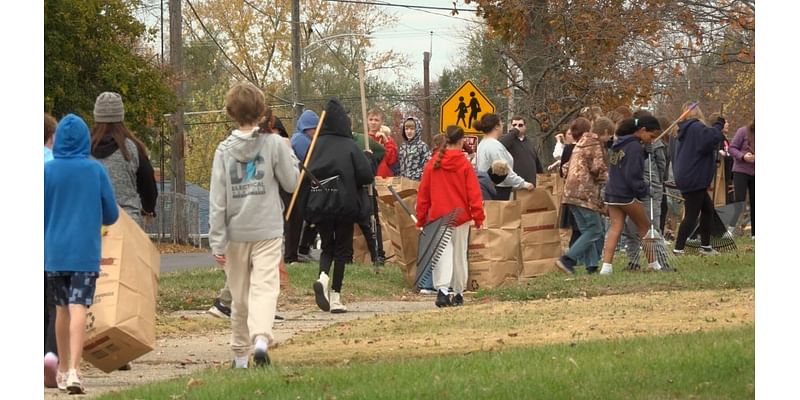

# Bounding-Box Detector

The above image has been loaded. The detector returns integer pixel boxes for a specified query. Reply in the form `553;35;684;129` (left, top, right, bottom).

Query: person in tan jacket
555;117;613;274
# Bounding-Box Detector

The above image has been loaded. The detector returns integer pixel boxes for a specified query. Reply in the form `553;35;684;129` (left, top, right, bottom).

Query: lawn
98;326;754;400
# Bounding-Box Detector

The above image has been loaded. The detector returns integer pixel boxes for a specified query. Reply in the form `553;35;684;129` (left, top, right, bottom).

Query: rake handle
285;110;327;222
388;185;418;224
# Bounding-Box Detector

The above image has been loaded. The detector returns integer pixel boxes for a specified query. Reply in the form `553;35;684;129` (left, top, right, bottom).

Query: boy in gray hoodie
209;82;299;368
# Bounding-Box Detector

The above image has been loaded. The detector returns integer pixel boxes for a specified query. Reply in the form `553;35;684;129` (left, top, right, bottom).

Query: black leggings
675;189;715;250
733;172;755;236
317;221;354;292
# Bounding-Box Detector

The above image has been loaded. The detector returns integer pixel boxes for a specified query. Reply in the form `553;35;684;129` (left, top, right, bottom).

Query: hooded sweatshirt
291;110;320;162
673;118;725;193
476;136;527;189
370;126;398;177
208;126;300;255
562;132;608;212
92;134;158;220
605;135;649;201
398;117;431;181
302;98;375;224
416;149;485;228
727;125;755;176
45;114;119;273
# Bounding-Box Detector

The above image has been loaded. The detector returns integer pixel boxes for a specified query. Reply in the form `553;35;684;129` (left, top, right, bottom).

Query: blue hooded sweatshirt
290;110;320;162
604;135;649;201
45;114;119;273
673;118;725;193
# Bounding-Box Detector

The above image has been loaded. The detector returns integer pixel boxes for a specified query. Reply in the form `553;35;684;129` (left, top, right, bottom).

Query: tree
464;0;755;163
45;0;174;147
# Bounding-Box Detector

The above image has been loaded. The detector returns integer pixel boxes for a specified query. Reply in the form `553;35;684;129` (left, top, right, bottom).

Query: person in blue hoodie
599;116;662;275
672;104;726;255
45;114;119;394
286;110;321;264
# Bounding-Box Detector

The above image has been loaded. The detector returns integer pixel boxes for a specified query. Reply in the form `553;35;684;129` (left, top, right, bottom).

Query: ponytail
434;125;466;169
433;144;447;169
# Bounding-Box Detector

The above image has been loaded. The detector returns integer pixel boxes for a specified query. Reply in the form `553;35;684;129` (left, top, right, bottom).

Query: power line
324;0;477;12
324;0;482;24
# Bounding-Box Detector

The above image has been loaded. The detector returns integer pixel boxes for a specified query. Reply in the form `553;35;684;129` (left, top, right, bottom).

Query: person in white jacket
475;113;533;200
209;82;299;368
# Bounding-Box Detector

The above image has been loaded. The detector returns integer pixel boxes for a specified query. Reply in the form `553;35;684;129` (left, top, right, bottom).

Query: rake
627;151;678;272
388;185;460;290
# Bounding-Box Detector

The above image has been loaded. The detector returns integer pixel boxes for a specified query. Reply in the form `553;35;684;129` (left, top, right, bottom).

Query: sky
362;0;483;83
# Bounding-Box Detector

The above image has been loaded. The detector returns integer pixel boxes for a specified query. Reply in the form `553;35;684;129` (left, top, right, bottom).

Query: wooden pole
285;110;327;221
358;62;370;151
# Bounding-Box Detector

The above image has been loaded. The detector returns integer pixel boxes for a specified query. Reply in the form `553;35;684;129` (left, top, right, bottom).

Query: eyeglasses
512;123;525;127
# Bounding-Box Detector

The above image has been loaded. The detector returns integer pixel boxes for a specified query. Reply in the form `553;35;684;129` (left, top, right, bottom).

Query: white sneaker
313;272;330;312
419;289;437;295
599;264;613;275
649;261;663;271
329;292;347;313
56;370;67;392
66;369;84;395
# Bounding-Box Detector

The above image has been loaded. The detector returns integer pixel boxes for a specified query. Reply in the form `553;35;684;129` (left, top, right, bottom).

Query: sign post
439;80;496;135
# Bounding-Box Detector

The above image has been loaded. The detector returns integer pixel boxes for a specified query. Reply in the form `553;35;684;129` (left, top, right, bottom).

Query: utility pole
169;0;187;243
423;51;433;144
291;0;302;120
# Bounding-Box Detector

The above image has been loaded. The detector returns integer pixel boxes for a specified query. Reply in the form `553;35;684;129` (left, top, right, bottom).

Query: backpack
305;175;349;223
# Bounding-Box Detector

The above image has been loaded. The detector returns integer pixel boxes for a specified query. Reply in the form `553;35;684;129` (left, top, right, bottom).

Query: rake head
627;227;678;272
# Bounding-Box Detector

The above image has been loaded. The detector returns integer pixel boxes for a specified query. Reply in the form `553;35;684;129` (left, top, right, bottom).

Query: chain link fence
142;192;203;247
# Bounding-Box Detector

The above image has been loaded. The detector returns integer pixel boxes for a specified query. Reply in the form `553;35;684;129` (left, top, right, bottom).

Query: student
45;114;120;393
285;110;321;264
600;116;663;274
727;121;755;239
555;117;611;274
398;116;431;181
367;108;398;177
621;110;668;269
475;113;534;200
416;125;485;307
44;113;58;388
671;104;726;255
209;82;299;368
306;98;375;313
90;92;158;227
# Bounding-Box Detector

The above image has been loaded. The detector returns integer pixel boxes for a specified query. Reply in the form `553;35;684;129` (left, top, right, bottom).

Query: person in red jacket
367;108;398;177
416;125;485;308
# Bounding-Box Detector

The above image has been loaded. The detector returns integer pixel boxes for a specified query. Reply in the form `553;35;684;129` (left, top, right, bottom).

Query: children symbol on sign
455;96;468;127
468;92;481;129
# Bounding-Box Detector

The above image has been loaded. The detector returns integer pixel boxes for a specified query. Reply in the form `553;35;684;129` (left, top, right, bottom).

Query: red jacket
369;132;398;177
416;148;485;228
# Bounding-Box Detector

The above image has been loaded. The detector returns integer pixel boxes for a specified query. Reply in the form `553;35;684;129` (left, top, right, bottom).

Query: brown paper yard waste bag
467;200;521;290
515;189;562;279
377;186;420;287
83;208;160;373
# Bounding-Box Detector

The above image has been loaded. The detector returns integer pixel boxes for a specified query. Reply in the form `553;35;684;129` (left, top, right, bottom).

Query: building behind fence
142;180;209;247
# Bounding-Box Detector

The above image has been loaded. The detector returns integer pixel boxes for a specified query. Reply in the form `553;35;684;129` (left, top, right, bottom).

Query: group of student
44;80;756;386
44;93;159;393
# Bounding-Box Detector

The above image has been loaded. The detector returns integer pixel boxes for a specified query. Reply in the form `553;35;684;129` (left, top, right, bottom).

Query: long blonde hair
680;101;706;125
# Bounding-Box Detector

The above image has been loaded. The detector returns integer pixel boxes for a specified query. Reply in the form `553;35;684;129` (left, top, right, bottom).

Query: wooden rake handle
285;110;327;222
654;102;698;142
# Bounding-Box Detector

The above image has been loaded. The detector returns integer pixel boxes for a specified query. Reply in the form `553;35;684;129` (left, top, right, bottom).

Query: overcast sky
363;0;482;84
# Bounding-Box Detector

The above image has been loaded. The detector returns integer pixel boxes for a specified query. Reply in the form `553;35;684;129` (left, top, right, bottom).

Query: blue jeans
565;206;605;267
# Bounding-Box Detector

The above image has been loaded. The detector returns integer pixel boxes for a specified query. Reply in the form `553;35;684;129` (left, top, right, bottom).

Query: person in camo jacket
398;116;431;181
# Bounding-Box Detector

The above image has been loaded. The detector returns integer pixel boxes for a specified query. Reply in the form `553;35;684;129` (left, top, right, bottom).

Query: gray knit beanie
94;92;125;123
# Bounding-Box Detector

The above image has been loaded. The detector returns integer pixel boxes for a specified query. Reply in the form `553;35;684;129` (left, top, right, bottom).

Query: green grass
477;247;755;302
157;262;408;312
98;326;754;400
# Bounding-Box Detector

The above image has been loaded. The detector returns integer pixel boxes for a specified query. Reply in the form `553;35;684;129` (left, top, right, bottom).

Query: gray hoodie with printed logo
208;129;300;255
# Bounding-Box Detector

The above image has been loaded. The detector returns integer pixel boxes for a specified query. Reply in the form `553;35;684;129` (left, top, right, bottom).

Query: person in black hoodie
599;116;663;275
499;116;544;186
672;104;725;255
304;98;375;314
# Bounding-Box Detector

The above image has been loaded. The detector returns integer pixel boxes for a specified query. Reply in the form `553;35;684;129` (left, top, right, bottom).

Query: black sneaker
452;293;464;306
586;266;599;274
253;348;271;367
208;298;231;319
555;256;576;274
435;291;452;308
373;255;385;267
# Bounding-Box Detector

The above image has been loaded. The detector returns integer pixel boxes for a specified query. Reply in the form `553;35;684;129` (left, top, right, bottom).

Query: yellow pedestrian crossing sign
440;80;495;135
